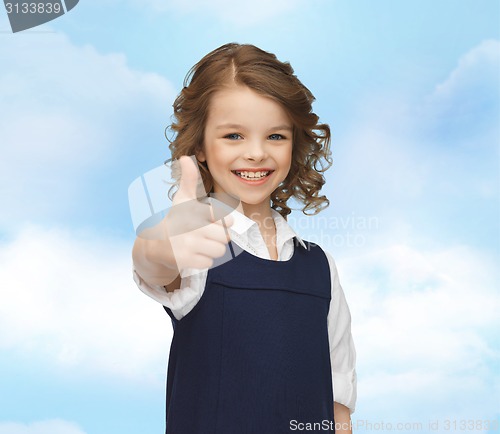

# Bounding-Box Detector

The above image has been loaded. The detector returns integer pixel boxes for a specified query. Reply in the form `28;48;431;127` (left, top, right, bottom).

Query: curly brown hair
166;42;333;219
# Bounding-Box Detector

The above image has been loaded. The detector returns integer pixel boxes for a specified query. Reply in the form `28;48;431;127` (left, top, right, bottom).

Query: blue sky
0;1;498;433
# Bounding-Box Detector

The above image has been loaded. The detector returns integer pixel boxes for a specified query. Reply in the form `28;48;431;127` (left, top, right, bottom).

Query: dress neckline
229;237;299;264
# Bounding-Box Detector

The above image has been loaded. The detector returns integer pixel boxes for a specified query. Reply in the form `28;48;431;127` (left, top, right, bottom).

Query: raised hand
164;155;234;273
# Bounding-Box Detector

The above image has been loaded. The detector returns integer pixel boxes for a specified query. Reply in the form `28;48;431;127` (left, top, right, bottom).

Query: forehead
206;85;291;126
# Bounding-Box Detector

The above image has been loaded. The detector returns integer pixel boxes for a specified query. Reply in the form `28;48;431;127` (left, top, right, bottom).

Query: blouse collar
206;196;307;250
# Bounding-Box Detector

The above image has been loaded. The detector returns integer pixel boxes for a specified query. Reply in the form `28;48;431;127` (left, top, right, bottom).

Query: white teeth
235;170;270;179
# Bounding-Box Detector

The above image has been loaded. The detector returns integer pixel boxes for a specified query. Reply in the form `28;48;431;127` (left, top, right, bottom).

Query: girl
132;43;357;434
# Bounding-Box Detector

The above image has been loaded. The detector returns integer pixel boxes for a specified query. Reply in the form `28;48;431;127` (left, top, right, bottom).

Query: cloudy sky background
0;1;498;433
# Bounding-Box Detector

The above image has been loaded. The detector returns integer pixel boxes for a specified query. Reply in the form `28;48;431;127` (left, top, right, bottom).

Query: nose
244;139;268;162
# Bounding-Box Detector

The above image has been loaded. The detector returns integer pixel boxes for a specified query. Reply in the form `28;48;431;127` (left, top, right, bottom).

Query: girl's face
199;85;293;218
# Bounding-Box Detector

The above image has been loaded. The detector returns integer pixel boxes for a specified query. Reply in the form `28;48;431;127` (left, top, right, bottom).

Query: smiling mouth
231;170;274;180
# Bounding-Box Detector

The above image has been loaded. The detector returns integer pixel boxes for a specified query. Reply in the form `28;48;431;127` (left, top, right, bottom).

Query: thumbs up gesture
132;155;238;286
162;155;235;274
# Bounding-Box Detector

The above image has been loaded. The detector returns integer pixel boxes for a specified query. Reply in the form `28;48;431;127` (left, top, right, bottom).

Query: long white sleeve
324;250;357;414
132;268;206;321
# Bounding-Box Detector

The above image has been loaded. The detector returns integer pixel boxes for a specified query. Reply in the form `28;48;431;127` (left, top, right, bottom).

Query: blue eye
224;133;242;140
269;134;285;140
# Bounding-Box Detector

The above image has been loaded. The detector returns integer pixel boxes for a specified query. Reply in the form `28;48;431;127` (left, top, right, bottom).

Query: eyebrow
215;123;293;132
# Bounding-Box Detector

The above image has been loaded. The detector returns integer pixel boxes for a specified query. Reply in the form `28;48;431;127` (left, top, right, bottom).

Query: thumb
173;155;206;204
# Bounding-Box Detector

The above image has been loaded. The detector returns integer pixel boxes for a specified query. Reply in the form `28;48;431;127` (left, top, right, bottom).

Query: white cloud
427;39;499;114
0;30;176;228
337;242;499;423
0;419;86;434
0;225;170;383
416;38;499;144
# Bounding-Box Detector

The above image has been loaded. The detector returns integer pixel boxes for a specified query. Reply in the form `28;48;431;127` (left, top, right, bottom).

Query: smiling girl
132;43;357;434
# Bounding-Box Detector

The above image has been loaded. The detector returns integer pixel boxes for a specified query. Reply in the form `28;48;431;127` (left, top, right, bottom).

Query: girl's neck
210;191;275;233
237;201;274;230
237;201;278;260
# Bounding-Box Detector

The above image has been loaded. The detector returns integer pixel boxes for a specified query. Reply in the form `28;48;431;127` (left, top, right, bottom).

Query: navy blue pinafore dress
163;237;335;434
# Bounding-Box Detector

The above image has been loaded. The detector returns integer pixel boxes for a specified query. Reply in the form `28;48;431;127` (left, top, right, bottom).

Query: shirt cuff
132;269;201;321
333;369;357;414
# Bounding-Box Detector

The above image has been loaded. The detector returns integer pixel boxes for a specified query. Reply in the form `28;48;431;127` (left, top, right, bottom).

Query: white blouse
133;204;357;414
